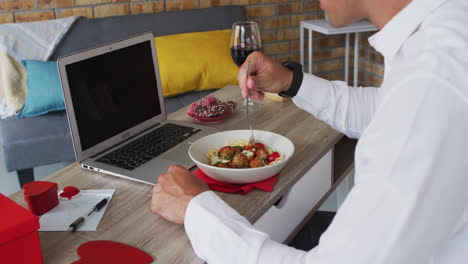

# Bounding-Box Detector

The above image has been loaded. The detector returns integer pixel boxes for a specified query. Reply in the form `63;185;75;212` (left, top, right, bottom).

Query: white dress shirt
184;0;468;263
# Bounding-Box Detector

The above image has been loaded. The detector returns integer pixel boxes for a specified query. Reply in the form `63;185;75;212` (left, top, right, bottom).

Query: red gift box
23;181;59;215
0;194;42;264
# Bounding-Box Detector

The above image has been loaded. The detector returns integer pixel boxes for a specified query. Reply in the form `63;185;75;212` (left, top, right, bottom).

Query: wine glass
230;21;262;110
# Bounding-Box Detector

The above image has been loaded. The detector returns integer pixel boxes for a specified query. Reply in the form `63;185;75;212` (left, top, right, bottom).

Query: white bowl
188;130;295;184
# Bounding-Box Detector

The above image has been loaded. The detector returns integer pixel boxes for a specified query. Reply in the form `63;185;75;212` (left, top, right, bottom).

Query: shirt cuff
184;191;268;263
292;73;332;117
185;191;250;226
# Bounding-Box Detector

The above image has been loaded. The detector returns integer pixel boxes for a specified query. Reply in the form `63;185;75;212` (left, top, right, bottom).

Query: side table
300;19;378;87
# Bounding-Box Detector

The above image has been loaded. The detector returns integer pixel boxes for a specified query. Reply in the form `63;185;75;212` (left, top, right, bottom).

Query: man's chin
327;15;354;28
328;19;346;28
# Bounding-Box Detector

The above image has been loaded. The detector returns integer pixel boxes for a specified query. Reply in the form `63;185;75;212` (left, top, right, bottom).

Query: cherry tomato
244;144;253;150
253;143;265;150
218;146;231;152
268;152;280;163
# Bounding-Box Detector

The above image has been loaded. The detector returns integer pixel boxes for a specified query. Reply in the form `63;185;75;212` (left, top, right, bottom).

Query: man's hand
237;51;293;100
151;165;209;224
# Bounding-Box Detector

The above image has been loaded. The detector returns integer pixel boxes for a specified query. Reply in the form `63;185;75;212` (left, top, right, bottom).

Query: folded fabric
0;16;79;63
17;60;64;118
155;29;238;98
0;16;79;118
193;168;278;195
0;50;26;118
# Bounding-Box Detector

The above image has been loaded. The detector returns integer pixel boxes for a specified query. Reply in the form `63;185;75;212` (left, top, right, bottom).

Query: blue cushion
18;60;65;118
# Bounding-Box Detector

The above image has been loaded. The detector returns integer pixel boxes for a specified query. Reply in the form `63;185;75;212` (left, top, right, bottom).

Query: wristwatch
278;61;304;98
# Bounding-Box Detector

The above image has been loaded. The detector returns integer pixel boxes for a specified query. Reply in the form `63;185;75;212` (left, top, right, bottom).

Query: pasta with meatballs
207;140;283;169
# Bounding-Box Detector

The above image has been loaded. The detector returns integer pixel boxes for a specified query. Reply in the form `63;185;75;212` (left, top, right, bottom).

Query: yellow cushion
155;29;239;98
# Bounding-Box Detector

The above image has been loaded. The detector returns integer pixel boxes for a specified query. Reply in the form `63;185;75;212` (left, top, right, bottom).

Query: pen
67;198;109;232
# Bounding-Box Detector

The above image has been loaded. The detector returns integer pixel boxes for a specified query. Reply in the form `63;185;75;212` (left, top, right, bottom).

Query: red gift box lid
0;194;39;245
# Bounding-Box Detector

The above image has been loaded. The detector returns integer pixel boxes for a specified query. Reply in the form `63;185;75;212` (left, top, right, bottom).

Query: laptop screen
65;41;162;151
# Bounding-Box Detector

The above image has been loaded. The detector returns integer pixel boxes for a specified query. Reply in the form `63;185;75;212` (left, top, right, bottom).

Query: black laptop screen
66;41;162;151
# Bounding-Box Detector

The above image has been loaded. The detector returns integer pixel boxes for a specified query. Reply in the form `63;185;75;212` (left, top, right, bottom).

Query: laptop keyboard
96;123;201;171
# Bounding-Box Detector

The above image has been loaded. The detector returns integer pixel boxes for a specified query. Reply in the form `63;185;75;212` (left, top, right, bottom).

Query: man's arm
293;74;379;138
185;191;307;263
236;52;380;139
183;76;468;263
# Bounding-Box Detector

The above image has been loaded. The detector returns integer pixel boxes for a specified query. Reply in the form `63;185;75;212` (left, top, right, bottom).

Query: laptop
58;33;221;184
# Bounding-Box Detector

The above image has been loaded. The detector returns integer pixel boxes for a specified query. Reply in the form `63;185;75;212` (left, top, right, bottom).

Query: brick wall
0;0;383;87
359;32;384;87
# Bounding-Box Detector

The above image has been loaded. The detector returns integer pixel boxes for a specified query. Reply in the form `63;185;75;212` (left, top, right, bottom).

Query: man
151;0;468;262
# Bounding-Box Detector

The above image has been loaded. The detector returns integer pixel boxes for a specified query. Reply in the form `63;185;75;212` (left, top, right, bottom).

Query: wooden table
9;85;344;263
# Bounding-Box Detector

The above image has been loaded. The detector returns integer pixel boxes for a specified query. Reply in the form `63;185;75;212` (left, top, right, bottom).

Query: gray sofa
0;6;245;186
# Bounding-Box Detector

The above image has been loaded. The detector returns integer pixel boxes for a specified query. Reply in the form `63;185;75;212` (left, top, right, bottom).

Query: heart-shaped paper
60;186;80;199
73;241;154;264
23;181;57;196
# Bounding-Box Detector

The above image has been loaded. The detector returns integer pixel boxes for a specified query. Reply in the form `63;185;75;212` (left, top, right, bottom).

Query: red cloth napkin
193;168;278;195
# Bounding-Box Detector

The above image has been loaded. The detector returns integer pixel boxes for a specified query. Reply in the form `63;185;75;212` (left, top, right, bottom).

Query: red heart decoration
72;241;154;264
59;186;80;199
23;181;59;215
23;181;57;196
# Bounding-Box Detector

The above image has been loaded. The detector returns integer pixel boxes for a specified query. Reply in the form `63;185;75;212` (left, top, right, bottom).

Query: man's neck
366;0;413;29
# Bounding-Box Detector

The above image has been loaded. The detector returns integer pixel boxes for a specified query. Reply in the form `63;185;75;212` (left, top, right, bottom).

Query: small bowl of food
188;130;294;184
187;95;236;122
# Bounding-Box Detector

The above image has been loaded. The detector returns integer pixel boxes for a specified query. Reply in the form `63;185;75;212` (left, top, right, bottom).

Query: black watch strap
278;61;303;98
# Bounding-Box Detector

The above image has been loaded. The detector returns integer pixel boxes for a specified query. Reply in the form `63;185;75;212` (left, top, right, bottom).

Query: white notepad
39;189;115;232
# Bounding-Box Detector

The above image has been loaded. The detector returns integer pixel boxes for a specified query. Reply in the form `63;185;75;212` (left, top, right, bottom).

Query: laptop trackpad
160;143;194;167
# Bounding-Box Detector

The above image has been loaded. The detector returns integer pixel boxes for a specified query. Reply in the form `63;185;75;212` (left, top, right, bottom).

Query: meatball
218;146;235;160
232;146;243;154
215;162;231;168
249;157;265;168
229;153;249;168
256;149;269;161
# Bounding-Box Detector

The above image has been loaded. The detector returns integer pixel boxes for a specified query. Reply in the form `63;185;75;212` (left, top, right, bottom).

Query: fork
246;60;255;145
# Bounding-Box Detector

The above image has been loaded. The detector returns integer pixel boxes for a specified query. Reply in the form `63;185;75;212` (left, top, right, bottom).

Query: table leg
336;169;354;208
300;24;304;67
345;33;350;84
354;32;360;87
308;29;313;74
17;168;34;187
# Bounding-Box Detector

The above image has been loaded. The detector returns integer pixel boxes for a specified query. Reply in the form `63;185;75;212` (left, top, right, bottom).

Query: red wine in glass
230;45;262;67
230;21;262;67
230;21;261;110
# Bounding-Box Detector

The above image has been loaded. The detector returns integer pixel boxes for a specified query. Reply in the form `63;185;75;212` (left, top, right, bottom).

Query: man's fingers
168;164;187;174
151;162;209;224
237;62;249;98
247;51;262;74
151;185;163;213
237;51;263;98
246;76;263;97
250;90;264;100
247;77;255;90
153;184;162;194
242;76;256;98
244;77;264;100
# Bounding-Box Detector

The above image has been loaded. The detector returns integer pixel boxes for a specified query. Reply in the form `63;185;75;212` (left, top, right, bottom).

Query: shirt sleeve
292;74;380;138
185;77;468;264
